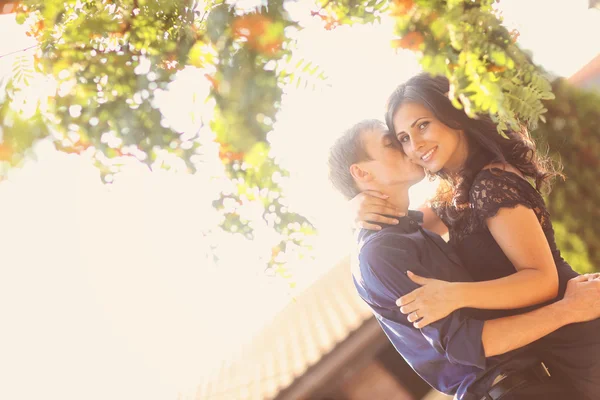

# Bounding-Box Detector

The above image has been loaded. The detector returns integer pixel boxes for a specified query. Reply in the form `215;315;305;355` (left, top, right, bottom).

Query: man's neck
374;185;411;214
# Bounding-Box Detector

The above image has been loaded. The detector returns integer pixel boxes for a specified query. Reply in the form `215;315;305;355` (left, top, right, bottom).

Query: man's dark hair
328;119;385;200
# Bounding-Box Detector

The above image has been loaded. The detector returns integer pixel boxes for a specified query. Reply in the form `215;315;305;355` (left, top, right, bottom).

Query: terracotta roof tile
569;53;600;88
195;256;373;400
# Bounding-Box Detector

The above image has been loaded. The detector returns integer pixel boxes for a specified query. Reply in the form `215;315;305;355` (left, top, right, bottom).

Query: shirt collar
407;210;424;223
378;210;423;232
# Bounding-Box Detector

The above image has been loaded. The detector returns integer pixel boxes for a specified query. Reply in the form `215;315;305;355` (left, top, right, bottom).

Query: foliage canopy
0;0;562;272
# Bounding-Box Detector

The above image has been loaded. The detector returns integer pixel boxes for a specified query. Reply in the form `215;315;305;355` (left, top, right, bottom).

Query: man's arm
482;301;568;357
482;274;600;357
360;236;487;368
360;237;600;366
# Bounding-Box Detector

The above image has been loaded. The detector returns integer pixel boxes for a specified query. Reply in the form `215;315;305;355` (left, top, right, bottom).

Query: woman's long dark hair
385;73;561;222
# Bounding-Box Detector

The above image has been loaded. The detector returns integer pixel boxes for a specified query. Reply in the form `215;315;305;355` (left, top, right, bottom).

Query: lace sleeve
470;169;537;222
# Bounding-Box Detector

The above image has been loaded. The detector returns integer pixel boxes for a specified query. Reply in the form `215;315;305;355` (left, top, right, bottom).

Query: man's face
359;126;426;187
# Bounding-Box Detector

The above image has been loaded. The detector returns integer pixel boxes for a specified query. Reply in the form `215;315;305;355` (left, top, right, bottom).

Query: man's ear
350;163;372;183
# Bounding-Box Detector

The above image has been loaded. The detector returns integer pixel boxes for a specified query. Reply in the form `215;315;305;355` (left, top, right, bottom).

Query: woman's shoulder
471;163;532;193
469;163;539;207
468;164;551;227
482;162;524;176
468;162;549;217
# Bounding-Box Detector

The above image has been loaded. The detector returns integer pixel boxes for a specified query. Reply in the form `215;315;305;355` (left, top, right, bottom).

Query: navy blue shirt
353;211;538;399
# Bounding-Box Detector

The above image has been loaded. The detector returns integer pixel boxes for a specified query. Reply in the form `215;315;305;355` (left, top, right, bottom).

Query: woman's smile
419;146;438;163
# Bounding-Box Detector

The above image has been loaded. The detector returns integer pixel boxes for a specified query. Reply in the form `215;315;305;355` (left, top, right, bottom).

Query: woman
352;73;600;400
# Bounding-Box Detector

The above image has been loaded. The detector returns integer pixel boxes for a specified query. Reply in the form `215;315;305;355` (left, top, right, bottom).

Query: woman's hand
396;271;463;329
349;190;405;231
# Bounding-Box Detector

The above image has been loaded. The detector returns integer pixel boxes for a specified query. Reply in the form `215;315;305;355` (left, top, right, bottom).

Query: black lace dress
433;168;600;400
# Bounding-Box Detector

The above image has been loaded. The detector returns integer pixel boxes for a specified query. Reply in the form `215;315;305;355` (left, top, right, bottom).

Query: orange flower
164;59;178;70
392;31;424;51
0;2;19;15
232;14;283;55
271;246;281;259
309;11;340;30
509;29;520;43
233;14;269;39
218;144;244;164
158;55;180;70
26;19;45;38
427;11;439;23
256;39;282;55
0;144;12;161
323;16;339;31
204;73;219;91
63;140;92;155
390;0;415;16
487;64;506;73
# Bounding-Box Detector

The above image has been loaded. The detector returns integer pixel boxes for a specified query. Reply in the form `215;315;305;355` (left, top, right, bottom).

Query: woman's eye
398;135;409;144
418;121;429;130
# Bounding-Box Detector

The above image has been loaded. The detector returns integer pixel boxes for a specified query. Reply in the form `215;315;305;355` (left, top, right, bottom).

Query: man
327;119;600;400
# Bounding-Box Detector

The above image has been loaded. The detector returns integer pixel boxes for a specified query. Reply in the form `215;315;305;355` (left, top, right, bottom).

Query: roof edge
275;317;387;400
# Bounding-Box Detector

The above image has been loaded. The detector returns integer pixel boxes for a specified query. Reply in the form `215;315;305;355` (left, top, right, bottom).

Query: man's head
328;119;425;200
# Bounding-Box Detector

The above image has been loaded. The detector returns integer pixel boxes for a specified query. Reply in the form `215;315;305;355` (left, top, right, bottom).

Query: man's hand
349;190;405;230
560;274;600;324
481;273;600;358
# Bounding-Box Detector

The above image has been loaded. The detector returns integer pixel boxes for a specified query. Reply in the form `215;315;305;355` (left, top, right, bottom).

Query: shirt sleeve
358;234;487;369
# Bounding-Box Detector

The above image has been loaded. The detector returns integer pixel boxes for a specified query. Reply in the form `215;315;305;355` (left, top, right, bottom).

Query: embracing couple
327;73;600;400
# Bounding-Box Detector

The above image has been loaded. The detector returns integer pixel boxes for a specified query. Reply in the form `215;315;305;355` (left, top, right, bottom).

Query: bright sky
0;2;599;399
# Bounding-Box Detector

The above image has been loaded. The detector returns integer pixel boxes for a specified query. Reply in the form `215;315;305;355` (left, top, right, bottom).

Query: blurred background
0;0;599;399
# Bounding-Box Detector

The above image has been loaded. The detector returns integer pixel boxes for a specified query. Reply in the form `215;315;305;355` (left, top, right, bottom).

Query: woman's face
392;102;468;174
